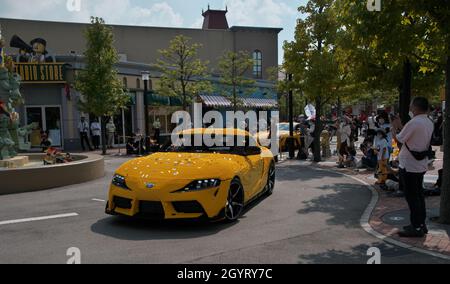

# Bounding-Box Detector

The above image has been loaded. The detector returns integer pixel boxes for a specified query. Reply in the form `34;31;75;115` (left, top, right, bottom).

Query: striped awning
200;95;232;108
242;98;278;109
200;95;278;109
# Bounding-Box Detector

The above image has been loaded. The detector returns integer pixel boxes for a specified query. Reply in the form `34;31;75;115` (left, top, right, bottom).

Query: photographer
392;97;434;238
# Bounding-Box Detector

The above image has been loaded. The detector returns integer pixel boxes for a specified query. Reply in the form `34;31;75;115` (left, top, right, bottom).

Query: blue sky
0;0;307;63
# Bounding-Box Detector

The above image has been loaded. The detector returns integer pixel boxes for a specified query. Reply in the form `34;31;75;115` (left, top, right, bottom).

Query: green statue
0;59;23;160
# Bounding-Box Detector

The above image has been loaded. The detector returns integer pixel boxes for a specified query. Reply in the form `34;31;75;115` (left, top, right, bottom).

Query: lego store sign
15;63;66;84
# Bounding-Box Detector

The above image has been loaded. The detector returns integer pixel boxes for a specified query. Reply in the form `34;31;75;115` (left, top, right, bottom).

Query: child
375;129;390;190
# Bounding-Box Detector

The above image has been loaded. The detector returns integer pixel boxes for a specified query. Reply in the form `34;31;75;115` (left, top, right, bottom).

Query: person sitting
360;139;378;169
126;137;138;155
40;131;52;152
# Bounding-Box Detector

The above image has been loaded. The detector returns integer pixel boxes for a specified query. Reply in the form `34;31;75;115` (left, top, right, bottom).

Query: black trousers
92;135;100;149
400;168;426;228
80;132;92;151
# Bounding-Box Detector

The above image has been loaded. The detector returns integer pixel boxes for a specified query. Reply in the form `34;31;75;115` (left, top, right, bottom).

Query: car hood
117;152;245;182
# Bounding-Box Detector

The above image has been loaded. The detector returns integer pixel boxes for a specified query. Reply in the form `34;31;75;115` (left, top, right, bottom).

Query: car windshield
163;134;258;154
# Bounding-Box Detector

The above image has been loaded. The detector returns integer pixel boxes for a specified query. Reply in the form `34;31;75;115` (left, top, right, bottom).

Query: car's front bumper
106;179;231;220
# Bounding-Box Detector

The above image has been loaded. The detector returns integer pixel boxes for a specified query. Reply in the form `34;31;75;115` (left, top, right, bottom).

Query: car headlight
112;174;129;190
174;179;221;193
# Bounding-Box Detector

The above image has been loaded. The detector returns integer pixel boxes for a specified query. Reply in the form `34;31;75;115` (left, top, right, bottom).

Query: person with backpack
391;97;434;238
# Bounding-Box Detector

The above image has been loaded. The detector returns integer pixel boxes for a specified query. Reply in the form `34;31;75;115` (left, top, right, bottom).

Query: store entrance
25;105;63;148
113;108;134;146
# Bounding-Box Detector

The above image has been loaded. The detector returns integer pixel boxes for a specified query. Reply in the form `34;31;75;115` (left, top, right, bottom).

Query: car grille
138;201;165;219
113;196;132;209
172;201;205;214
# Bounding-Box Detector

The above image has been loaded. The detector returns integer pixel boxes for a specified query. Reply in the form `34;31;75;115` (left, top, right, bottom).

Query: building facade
0;8;282;151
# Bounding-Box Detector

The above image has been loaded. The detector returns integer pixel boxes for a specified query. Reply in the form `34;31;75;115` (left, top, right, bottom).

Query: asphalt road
0;157;448;264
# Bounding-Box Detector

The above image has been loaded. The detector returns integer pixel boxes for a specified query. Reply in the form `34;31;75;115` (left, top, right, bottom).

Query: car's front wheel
224;178;245;222
265;162;276;196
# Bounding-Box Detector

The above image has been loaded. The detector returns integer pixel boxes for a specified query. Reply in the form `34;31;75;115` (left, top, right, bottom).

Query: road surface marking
92;198;106;203
0;213;79;226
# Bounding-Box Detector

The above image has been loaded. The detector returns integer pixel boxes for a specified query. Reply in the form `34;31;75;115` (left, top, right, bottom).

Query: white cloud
0;0;184;27
224;0;296;27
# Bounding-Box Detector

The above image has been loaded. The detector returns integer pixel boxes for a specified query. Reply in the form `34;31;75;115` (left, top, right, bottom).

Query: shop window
253;50;262;79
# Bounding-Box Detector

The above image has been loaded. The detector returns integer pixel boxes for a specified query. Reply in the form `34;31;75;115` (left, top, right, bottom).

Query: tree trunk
313;99;322;163
399;59;412;125
101;116;107;156
337;96;342;119
440;55;450;224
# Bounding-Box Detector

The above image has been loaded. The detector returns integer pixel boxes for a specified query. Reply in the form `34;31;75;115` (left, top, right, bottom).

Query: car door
245;150;264;199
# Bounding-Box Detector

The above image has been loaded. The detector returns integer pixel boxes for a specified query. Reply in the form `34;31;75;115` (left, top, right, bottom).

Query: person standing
78;117;93;151
367;112;377;138
106;118;116;149
153;118;161;143
90;119;101;150
338;118;351;168
375;129;389;190
392;97;434;238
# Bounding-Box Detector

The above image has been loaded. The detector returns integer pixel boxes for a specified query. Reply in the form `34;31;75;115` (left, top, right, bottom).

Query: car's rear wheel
224;178;244;222
265;162;276;196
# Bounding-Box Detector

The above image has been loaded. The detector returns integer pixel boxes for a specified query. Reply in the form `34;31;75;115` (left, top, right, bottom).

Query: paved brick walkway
309;145;450;258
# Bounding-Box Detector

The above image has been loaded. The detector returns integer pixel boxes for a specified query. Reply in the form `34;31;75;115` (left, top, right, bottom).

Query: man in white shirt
90;119;102;150
77;117;93;151
392;97;434;238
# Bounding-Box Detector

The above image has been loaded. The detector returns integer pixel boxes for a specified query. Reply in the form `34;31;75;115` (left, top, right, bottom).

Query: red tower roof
202;7;229;30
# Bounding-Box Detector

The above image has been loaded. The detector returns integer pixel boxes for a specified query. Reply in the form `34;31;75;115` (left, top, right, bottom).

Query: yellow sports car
106;128;275;222
257;122;301;152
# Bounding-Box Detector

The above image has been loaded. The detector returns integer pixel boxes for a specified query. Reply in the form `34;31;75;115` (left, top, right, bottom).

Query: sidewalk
292;146;450;258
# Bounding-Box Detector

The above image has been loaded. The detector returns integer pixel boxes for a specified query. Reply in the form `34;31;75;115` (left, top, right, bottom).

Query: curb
305;164;450;261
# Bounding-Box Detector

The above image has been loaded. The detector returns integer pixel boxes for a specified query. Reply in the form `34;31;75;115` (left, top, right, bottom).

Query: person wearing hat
30;38;55;63
374;128;390;189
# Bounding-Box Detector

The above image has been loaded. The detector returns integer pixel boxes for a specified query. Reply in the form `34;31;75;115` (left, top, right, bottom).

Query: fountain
0;27;105;195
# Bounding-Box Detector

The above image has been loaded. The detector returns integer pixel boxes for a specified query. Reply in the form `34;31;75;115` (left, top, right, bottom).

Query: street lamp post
141;71;150;139
288;74;296;159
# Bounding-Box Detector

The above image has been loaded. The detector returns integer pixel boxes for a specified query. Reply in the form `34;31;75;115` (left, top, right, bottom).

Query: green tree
411;0;450;224
156;35;211;111
217;51;255;112
284;0;343;162
75;17;129;155
336;0;443;123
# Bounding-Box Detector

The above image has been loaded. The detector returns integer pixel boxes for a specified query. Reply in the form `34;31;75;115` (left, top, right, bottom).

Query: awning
200;95;232;108
199;95;278;109
242;98;278;109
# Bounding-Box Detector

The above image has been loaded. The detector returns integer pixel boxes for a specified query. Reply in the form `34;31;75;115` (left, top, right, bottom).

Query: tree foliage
75;17;129;154
217;51;255;111
155;35;211;111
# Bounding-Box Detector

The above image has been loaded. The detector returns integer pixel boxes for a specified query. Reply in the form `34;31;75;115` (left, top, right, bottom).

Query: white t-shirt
368;116;376;130
91;122;101;136
396;114;434;173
